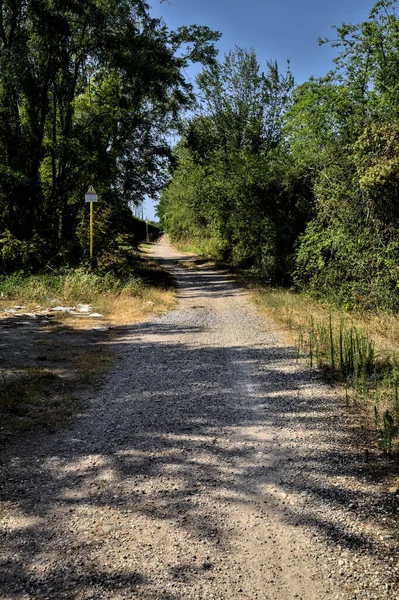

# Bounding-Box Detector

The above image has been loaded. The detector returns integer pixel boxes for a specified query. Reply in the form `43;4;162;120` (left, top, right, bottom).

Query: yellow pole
90;201;93;260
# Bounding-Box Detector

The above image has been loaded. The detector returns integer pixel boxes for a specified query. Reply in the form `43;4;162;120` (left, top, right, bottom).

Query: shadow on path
1;252;399;599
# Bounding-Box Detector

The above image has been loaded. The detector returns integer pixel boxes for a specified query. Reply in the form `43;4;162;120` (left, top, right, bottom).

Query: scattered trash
92;327;109;332
145;301;154;306
76;304;91;313
2;303;104;319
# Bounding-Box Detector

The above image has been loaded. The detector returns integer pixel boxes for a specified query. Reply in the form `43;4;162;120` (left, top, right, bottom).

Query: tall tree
0;0;220;270
291;0;399;309
159;47;308;280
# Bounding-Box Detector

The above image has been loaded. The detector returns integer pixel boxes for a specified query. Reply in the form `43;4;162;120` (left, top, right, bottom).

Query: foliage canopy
0;0;220;272
159;1;399;312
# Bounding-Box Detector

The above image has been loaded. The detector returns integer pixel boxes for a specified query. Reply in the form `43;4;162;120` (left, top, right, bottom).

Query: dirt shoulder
0;310;115;441
0;246;175;442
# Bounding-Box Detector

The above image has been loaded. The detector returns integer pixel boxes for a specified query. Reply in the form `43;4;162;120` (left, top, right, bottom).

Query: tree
291;0;399;309
0;0;220;271
159;47;310;280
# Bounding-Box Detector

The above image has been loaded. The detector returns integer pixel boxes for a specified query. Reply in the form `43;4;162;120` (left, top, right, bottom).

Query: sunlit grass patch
0;269;143;306
94;288;176;325
253;286;399;455
0;245;176;325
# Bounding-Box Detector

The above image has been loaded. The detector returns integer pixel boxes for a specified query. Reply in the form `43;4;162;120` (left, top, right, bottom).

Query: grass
0;244;176;325
252;286;399;455
0;244;176;439
0;369;77;437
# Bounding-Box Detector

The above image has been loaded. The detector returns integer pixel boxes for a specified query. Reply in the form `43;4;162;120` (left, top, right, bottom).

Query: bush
0;231;50;274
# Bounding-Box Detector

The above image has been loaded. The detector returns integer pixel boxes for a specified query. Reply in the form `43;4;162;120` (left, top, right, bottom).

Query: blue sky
143;0;377;220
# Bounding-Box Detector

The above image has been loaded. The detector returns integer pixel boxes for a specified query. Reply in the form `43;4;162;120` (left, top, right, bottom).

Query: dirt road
1;238;398;600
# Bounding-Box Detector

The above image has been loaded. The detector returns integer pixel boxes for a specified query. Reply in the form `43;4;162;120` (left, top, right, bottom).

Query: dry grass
95;288;176;326
0;289;175;328
251;286;399;454
252;287;399;361
0;245;176;327
0;247;176;440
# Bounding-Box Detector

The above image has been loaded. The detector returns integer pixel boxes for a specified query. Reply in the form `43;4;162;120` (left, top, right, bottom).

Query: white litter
88;313;103;318
51;306;73;312
92;327;109;332
76;304;91;313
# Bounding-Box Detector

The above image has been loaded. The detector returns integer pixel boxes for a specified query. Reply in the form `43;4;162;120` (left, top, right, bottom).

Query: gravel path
1;238;398;600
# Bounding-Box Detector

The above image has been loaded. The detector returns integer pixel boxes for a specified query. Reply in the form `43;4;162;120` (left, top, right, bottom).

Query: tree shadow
1;258;399;597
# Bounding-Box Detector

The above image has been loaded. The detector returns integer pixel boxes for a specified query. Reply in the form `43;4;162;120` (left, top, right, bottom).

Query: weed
381;411;397;455
253;286;399;455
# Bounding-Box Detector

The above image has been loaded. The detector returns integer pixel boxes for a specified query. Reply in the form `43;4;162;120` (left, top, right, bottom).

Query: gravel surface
1;238;398;600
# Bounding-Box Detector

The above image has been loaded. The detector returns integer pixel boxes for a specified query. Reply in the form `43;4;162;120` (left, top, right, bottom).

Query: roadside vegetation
0;242;175;323
0;243;176;441
158;0;399;457
252;287;399;455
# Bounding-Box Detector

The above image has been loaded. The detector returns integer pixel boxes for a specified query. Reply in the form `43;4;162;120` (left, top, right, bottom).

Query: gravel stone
0;238;398;599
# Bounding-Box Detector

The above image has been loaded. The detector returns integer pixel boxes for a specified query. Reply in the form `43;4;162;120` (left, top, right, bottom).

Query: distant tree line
159;0;399;311
0;0;220;272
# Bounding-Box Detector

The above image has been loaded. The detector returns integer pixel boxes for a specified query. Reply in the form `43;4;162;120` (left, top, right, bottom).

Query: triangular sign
85;185;98;202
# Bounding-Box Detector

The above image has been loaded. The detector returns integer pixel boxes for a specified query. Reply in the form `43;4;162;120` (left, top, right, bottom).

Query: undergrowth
0;244;175;322
254;288;399;455
0;269;143;303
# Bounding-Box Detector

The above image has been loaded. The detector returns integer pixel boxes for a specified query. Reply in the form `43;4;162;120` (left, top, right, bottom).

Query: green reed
296;315;399;454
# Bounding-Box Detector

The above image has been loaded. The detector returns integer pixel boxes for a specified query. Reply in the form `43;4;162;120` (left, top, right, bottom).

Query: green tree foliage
159;48;312;281
292;0;399;310
0;0;220;272
160;1;399;311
